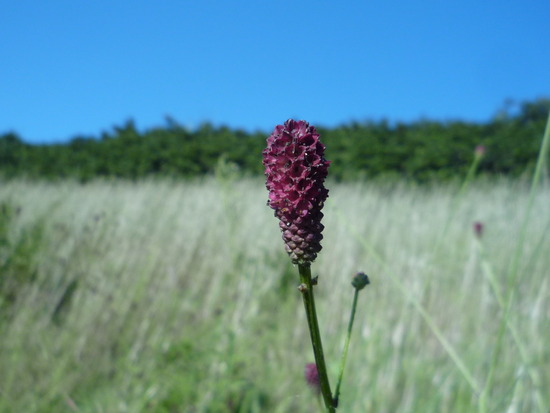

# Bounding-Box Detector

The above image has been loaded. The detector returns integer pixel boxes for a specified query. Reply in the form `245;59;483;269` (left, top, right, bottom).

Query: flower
263;120;330;265
304;363;321;394
473;221;484;238
475;145;486;158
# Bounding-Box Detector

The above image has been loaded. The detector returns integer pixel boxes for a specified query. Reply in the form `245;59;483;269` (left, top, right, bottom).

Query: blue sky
1;0;549;144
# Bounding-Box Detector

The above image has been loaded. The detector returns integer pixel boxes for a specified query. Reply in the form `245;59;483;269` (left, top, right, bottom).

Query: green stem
459;150;483;197
478;110;550;413
336;209;481;394
476;238;547;413
298;264;336;412
333;288;359;406
433;148;483;258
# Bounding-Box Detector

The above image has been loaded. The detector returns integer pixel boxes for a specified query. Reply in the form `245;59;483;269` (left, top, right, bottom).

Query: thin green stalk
333;289;359;406
478;110;550;413
476;238;547;412
433;146;484;257
335;209;481;394
459;147;484;197
298;264;336;412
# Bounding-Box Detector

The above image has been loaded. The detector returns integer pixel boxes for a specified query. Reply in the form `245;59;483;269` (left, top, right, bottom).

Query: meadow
0;174;548;412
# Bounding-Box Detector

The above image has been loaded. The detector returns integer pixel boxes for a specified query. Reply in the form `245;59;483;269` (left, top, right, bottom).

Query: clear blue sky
1;0;549;144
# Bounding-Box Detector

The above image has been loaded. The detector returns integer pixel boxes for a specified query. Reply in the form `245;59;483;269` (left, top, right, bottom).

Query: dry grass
0;176;548;412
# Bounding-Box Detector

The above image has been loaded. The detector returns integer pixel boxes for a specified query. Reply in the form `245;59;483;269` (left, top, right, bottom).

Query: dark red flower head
263;120;330;265
473;221;484;238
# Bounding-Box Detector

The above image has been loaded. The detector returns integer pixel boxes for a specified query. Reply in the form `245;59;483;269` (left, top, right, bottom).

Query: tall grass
0;175;548;412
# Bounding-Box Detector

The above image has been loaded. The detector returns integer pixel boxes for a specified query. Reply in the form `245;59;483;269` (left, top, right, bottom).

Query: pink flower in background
263;120;330;265
475;145;486;158
474;221;484;238
304;363;321;394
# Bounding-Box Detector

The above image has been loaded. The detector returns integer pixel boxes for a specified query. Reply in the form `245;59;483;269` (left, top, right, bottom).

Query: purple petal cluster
304;363;321;394
263;119;330;265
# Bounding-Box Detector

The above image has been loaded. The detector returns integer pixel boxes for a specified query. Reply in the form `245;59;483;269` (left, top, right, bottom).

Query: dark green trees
1;98;548;181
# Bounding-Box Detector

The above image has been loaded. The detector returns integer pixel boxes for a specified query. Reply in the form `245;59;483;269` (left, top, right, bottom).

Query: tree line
1;98;548;182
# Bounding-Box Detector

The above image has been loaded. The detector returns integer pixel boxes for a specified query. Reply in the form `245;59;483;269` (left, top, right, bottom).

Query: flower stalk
334;272;370;406
264;120;365;411
298;264;336;412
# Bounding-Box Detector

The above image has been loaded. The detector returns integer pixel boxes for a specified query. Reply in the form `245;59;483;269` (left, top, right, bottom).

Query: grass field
0;175;548;412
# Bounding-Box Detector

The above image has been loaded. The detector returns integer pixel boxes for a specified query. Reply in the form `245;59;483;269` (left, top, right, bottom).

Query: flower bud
351;272;370;290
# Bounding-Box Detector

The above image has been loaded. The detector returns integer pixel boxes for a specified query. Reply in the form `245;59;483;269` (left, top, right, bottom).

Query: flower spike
263;120;331;265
